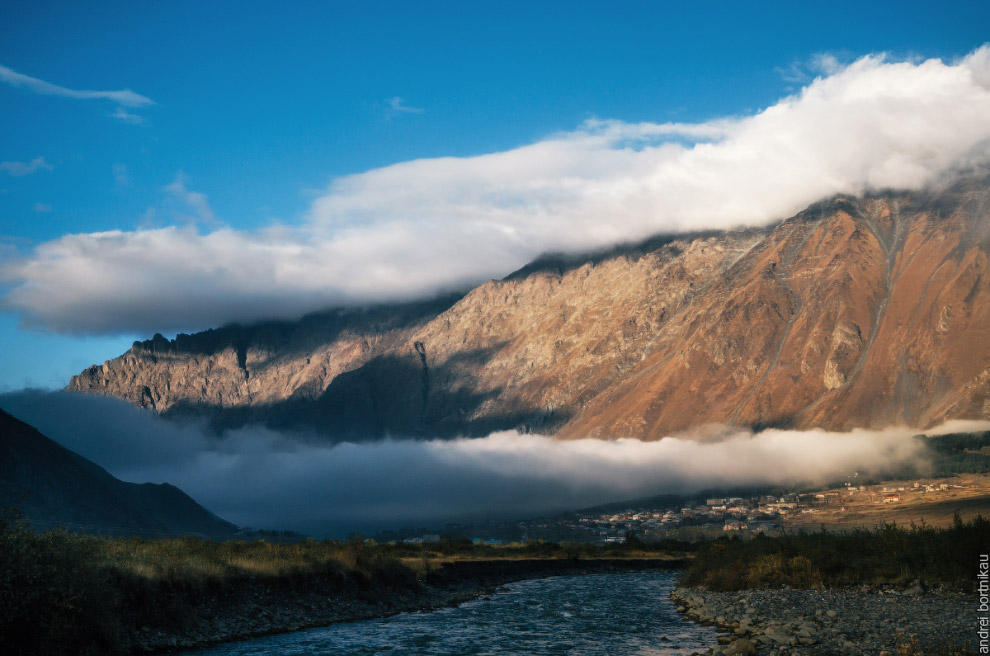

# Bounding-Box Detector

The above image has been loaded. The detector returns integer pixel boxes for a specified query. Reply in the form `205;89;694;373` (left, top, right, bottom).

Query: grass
379;532;695;561
0;508;417;655
681;513;990;591
99;534;414;582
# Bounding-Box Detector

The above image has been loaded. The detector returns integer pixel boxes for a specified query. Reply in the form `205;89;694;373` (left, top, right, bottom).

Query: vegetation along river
184;571;717;655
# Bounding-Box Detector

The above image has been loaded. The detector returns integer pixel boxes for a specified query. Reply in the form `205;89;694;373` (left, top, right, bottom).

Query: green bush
744;554;823;589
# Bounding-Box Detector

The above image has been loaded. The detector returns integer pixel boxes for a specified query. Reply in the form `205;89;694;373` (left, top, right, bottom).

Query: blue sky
2;1;990;390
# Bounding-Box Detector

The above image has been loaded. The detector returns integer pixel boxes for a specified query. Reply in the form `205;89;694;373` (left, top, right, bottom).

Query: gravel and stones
671;585;978;655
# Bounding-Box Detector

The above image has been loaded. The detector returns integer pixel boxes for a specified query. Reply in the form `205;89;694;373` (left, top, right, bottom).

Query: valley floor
782;473;990;532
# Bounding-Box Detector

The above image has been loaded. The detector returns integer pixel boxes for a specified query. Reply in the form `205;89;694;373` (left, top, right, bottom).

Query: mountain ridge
68;176;990;440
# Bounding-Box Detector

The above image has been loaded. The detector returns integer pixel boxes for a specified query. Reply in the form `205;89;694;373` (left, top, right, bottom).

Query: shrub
0;508;120;654
683;514;989;591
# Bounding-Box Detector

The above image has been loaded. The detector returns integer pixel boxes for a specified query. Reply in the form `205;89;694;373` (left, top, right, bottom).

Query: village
386;473;990;545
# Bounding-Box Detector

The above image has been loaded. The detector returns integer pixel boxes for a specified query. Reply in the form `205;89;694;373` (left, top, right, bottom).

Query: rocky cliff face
69;295;461;422
69;177;990;439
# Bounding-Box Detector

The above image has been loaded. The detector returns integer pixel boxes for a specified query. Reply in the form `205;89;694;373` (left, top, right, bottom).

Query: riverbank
0;509;697;655
127;557;687;653
671;586;978;655
669;515;986;655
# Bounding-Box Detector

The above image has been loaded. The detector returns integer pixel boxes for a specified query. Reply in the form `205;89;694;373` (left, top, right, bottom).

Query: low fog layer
4;47;990;335
3;391;977;537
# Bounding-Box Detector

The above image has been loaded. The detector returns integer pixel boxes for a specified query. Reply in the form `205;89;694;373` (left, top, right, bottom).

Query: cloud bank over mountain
4;47;990;335
2;391;969;537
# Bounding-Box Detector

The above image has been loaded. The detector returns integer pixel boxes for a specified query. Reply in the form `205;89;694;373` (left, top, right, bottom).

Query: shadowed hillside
0;408;236;538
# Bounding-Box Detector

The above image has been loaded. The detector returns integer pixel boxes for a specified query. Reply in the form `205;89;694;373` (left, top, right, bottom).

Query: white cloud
387;96;424;115
110;107;145;124
776;52;847;85
0;391;947;537
32;203;52;213
175;426;929;535
3;47;990;335
809;53;845;76
914;419;990;436
775;61;810;84
163;174;217;225
0;157;52;177
0;63;154;122
113;163;130;187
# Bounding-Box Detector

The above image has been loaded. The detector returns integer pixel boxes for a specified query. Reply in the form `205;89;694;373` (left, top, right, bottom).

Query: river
185;571;719;655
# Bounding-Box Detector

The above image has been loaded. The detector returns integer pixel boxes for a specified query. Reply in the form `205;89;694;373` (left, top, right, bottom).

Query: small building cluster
379;477;976;545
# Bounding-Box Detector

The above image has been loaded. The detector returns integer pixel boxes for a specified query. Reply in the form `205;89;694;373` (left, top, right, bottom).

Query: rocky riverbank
671;585;978;655
123;557;684;653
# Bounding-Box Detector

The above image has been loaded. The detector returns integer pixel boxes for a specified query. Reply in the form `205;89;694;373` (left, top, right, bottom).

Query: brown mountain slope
564;181;990;437
69;178;990;439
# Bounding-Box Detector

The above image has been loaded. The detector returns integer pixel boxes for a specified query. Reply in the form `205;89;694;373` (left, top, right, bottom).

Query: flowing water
186;571;718;655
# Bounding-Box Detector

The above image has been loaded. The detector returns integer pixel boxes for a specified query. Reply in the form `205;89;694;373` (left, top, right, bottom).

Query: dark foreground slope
70;177;990;439
0;408;235;538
